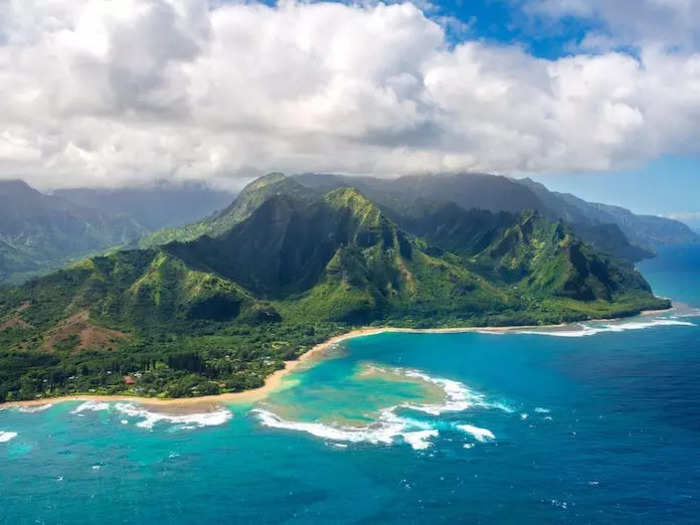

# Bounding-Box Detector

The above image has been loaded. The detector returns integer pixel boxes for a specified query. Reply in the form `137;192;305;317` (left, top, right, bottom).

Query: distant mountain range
0;180;146;284
141;172;698;262
293;173;698;262
0;172;696;288
0;173;671;401
54;182;234;231
0;180;234;284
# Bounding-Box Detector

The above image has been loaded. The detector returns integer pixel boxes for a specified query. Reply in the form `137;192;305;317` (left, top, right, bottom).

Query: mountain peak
0;179;37;197
324;186;373;209
245;172;287;191
324;187;385;229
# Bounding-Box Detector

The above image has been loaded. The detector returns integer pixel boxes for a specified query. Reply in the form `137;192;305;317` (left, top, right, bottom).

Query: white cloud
664;211;700;221
0;0;698;189
523;0;700;51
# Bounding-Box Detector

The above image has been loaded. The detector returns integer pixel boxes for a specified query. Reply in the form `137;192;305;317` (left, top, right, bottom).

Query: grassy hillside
0;175;669;402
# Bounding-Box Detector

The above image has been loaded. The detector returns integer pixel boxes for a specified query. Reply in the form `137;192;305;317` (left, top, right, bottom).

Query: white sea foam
490;401;516;414
400;369;485;414
386;367;511;415
516;318;695;337
254;367;510;450
114;403;232;430
18;403;53;413
534;407;550;414
457;424;495;442
253;407;405;445
253;406;442;450
71;401;110;414
402;430;439;450
0;431;18;443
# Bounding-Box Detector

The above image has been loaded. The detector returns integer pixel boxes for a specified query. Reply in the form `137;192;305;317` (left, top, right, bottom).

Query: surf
252;366;507;450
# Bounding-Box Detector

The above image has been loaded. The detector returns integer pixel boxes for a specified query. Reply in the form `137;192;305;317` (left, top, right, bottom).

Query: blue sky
529;157;700;222
411;0;595;58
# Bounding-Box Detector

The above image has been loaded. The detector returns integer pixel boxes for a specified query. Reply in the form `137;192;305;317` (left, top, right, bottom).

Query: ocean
1;244;699;524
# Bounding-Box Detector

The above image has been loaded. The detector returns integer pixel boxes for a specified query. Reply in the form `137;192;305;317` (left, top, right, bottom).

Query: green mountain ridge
139;173;315;248
0;175;670;402
294;173;699;262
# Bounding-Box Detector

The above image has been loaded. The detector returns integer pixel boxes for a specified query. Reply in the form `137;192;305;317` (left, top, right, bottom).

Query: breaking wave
252;407;438;450
114;403;233;430
18;404;53;413
68;401;232;430
515;318;695;338
253;367;508;450
71;401;110;414
457;424;495;442
0;431;18;443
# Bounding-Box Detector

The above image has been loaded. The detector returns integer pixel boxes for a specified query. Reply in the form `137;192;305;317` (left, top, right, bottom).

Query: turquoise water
2;245;699;524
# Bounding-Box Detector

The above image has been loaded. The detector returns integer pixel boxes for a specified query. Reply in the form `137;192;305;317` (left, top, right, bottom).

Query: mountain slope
140;173;315;247
517;178;698;249
54;181;235;231
295;172;544;215
295;172;697;261
0;180;147;284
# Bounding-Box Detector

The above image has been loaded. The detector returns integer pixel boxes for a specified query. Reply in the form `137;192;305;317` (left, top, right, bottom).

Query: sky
0;0;698;219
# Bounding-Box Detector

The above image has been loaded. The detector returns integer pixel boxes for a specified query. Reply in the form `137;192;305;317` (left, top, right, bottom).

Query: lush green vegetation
0;320;342;402
0;174;670;402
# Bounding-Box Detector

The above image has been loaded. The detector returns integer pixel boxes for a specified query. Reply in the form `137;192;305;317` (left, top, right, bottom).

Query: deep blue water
1;244;699;524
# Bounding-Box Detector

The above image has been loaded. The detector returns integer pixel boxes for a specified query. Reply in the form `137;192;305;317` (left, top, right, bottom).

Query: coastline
0;308;673;412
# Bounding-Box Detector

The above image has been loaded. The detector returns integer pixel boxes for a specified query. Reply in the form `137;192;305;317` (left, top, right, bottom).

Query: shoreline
0;307;675;412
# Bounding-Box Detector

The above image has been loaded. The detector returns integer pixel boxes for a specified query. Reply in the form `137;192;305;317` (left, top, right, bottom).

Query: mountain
138;173;313;247
294;173;698;261
0;180;147;284
0;179;236;285
0;174;669;402
54;181;235;231
295;172;543;215
516;178;699;249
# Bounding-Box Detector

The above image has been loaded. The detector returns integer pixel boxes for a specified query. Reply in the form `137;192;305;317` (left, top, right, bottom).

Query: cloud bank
0;0;699;188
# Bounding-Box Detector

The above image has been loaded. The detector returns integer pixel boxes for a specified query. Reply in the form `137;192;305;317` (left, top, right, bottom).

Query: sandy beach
0;307;672;412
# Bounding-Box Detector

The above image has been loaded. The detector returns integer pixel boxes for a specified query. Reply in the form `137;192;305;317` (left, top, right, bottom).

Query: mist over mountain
0;180;146;284
0;179;235;285
54;182;235;231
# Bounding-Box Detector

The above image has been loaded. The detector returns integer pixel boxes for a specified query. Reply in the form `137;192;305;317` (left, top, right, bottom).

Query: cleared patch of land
39;310;129;351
